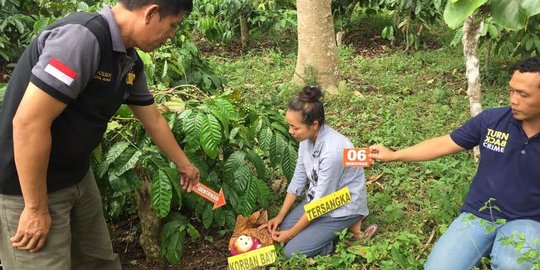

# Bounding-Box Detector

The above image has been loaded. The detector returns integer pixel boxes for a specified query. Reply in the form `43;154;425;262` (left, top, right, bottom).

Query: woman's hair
288;85;325;126
119;0;193;17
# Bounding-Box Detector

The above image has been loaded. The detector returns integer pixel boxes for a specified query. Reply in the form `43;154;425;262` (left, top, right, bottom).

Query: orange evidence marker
193;183;226;210
343;148;372;168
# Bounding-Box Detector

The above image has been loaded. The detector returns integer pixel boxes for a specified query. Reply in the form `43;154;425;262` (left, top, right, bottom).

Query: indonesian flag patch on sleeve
44;57;78;86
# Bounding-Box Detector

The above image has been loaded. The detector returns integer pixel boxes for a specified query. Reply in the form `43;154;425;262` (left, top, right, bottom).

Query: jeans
425;212;540;270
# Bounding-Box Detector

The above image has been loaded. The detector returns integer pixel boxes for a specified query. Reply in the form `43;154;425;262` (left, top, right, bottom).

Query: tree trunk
239;14;249;50
462;14;483;161
293;0;339;94
135;167;163;262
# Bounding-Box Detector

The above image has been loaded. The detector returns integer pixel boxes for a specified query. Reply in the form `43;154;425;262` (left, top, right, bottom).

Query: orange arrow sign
193;183;226;210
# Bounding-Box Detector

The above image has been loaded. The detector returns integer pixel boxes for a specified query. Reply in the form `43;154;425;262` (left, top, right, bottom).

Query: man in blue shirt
370;56;540;269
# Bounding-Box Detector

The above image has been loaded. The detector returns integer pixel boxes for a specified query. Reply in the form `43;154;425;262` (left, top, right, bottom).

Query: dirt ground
111;215;231;270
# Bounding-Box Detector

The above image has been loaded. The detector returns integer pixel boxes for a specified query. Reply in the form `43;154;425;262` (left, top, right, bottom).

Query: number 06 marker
343;148;372;167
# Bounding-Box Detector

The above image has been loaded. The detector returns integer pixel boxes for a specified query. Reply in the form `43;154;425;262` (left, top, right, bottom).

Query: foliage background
1;0;539;269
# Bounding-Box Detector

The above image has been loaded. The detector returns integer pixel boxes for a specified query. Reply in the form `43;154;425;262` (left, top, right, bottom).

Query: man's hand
179;163;200;192
271;229;293;243
369;144;397;162
11;207;52;253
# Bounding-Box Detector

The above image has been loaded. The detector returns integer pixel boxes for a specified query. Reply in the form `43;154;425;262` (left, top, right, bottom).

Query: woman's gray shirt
286;125;369;218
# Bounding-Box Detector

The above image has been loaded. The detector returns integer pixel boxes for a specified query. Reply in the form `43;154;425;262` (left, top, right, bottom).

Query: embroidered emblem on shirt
44;57;78;86
93;71;112;82
483;128;509;153
126;71;135;85
306;169;319;202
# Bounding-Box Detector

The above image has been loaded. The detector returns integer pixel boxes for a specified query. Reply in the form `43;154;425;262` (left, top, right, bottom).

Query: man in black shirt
0;1;199;269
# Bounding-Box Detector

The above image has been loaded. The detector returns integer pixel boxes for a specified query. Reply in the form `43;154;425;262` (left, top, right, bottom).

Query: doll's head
230;235;261;255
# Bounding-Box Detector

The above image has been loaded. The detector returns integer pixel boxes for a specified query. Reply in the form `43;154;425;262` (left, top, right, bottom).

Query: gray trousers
280;200;361;258
0;170;121;270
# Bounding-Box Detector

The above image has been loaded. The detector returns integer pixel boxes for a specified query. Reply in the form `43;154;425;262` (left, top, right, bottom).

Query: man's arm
370;134;465;162
129;104;200;191
12;82;67;252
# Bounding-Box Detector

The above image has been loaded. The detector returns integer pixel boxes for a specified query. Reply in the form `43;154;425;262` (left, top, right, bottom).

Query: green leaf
271;121;288;137
200;114;222;159
160;219;187;264
108;147;142;181
105;141;130;165
33;18;50;33
109;170;139;192
281;144;297;180
214;209;226;226
224;210;236;229
215;98;239;120
109;174;130;192
0;83;6;105
521;0;540;17
224;151;246;176
253;178;270;208
223;183;239;211
0;50;8;62
162;60;169;80
381;26;395;40
206;170;220;185
12;19;24;33
258;127;273;150
487;23;499;38
96;159;111;179
168;168;183;207
534;37;540;53
229;126;240;142
202;204;214;229
183;111;204;150
251;117;263;135
209;75;224;90
186;223;200;239
151;168;174;218
237;179;257;216
443;0;487;29
246;149;266;179
178;108;193;121
209;106;229;138
490;0;527;30
185;152;209;179
233;165;251;193
269;133;286;166
526;36;535;51
450;28;463;47
107;195;125;219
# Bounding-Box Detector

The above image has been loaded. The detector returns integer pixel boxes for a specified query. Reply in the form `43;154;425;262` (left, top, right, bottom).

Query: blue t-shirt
450;107;540;222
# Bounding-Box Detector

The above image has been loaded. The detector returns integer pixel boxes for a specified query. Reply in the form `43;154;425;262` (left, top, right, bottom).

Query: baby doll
228;210;273;255
230;235;262;255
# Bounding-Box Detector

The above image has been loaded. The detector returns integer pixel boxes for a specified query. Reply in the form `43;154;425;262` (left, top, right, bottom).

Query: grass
203;12;517;270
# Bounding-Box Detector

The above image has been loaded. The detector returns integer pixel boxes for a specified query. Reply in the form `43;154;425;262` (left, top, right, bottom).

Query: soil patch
112;215;230;270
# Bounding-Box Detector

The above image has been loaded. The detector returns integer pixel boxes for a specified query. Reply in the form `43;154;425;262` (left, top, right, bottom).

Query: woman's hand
271;229;294;243
266;215;284;234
